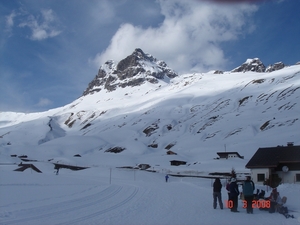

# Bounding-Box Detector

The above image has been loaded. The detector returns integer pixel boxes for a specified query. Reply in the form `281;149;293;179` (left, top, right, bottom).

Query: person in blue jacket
243;176;255;214
229;178;240;212
165;174;169;182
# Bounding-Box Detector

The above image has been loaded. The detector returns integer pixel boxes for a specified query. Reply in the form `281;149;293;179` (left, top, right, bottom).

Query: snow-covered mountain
0;49;300;173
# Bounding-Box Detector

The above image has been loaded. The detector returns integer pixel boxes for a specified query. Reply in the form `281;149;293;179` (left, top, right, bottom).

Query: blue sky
1;0;299;112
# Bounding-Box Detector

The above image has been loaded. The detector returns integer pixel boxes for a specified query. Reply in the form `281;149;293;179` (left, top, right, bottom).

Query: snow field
1;166;299;225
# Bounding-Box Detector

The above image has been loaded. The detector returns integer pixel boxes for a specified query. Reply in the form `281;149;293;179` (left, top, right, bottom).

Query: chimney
287;142;294;147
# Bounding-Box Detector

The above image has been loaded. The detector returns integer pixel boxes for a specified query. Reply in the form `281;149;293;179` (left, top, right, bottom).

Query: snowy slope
1;63;299;169
0;52;300;224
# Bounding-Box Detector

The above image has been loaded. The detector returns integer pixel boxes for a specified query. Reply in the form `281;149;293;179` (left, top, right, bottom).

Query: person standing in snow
226;179;231;201
165;174;169;182
242;176;255;214
213;178;223;209
229;178;240;212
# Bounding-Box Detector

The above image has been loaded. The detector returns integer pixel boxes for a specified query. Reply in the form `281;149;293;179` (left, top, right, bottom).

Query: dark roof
54;163;89;171
245;145;300;168
170;160;186;163
14;164;42;173
217;152;244;158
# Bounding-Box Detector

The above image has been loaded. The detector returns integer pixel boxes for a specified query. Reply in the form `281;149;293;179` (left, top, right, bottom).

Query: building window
257;173;265;182
296;174;300;182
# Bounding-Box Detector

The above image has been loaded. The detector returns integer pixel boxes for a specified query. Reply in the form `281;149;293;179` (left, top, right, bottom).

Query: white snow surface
1;166;300;225
1;65;300;225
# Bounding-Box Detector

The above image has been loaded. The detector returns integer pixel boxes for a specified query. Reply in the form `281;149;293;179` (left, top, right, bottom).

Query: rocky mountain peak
232;58;266;73
82;48;177;96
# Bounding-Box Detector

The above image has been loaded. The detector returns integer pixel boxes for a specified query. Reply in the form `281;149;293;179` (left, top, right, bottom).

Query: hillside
0;49;300;174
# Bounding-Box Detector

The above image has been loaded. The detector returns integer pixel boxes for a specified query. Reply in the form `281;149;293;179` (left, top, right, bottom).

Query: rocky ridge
84;50;289;95
231;58;285;73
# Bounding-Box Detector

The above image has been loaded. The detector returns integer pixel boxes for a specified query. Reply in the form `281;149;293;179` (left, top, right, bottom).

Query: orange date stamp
225;200;270;209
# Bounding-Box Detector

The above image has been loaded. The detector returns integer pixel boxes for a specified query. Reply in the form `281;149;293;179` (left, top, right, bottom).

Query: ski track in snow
57;185;139;225
1;184;139;225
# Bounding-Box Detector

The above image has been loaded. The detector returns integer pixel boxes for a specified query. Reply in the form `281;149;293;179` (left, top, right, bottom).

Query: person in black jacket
229;178;240;212
226;179;231;201
213;178;223;209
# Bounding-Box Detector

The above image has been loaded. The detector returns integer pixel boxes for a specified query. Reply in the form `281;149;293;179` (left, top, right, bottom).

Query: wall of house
277;171;300;184
251;168;270;184
251;169;300;184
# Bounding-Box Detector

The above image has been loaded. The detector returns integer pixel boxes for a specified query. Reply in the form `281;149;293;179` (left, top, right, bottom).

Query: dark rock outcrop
105;147;126;153
265;62;285;72
232;58;266;73
214;70;223;74
143;123;159;137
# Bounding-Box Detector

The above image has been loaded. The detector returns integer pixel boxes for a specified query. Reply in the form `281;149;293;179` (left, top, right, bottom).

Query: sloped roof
245;145;300;168
14;164;42;173
217;152;244;159
54;163;88;171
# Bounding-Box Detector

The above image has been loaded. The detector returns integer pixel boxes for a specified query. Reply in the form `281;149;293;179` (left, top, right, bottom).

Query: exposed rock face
213;70;223;74
232;58;266;73
265;62;285;72
83;48;178;96
232;59;286;73
104;146;125;153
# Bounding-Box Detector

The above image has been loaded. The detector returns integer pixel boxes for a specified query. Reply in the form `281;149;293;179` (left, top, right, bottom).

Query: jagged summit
83;48;178;96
